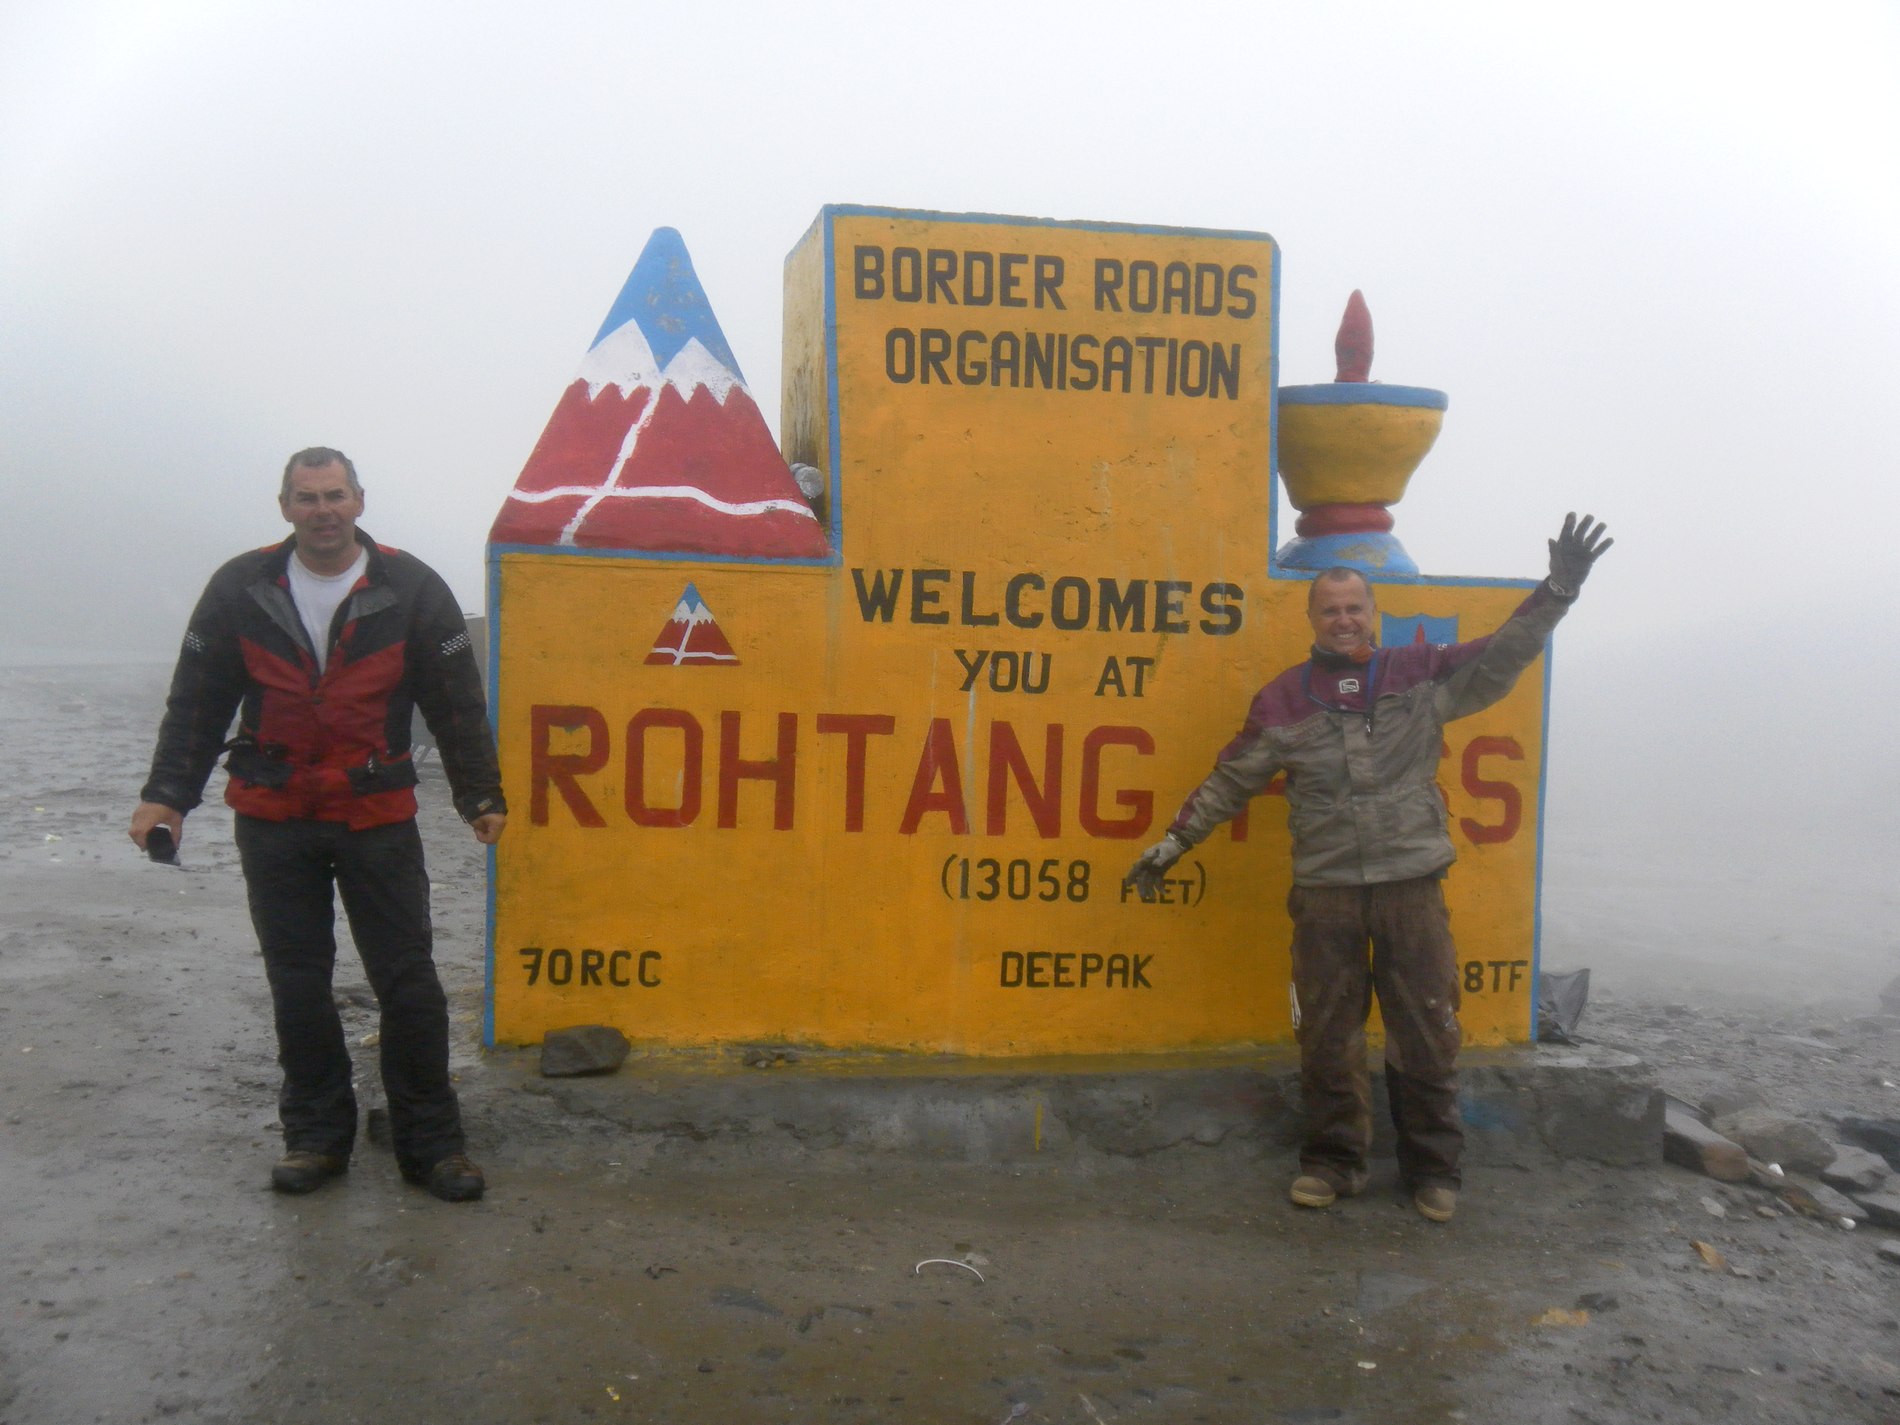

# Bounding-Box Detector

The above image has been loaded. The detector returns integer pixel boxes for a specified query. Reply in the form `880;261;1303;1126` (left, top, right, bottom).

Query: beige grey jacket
1166;583;1571;886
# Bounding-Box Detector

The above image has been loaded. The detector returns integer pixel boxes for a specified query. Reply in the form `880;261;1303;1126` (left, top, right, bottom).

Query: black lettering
1053;952;1075;987
1025;951;1050;988
580;948;604;986
1193;263;1224;315
854;245;885;299
637;950;662;987
1127;260;1158;313
926;248;957;303
1000;951;1024;987
1126;656;1154;696
960;571;1000;627
885;327;915;383
547;948;573;986
1106;954;1129;988
998;252;1028;307
1097;578;1148;632
1131;954;1152;988
609;950;631;987
954;648;987;692
851;568;903;622
1020;652;1050;695
1199;582;1243;635
920;328;951;384
1161;262;1192;314
956;329;987;384
962;251;994;305
910;568;951;624
1155;581;1191;634
520;947;543;985
1070;334;1099;390
1024;331;1058;389
1005;574;1045;629
1209;342;1240;400
1135;336;1166;394
1177;340;1208;397
891;247;922;302
988;651;1019;693
1094;657;1127;697
1050;576;1091;631
1226;265;1257;319
1033;255;1065;310
1093;258;1123;312
1102;338;1132;393
1080;952;1104;986
990;332;1019;387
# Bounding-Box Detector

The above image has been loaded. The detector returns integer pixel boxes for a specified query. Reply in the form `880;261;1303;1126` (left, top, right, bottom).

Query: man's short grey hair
280;447;361;499
1307;566;1374;609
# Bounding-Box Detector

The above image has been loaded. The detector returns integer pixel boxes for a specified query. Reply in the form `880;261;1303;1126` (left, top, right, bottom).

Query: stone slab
1663;1098;1750;1182
464;1040;1659;1166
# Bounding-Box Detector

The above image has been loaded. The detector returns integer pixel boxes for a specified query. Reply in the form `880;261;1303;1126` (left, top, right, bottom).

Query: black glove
1548;513;1612;596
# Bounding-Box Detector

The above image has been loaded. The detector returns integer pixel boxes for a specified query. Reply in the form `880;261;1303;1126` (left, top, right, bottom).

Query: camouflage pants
1288;877;1463;1193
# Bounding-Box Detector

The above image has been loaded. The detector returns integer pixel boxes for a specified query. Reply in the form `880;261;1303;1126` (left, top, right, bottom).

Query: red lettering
625;709;702;828
529;704;608;826
718;711;797;830
986;721;1062;837
899;717;969;834
815;713;895;832
1078;725;1153;838
1459;735;1523;844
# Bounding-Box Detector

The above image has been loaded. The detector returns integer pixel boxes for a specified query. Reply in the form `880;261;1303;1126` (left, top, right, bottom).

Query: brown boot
1414;1186;1458;1222
270;1151;348;1195
404;1153;485;1203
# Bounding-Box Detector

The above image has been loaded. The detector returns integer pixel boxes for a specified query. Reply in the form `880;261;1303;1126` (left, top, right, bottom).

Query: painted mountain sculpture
490;227;829;559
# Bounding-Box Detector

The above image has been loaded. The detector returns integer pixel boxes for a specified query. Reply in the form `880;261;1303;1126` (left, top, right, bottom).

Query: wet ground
5;664;1900;1424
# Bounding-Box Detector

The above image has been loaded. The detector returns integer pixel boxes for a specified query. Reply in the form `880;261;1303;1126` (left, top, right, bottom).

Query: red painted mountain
646;583;738;666
489;227;828;559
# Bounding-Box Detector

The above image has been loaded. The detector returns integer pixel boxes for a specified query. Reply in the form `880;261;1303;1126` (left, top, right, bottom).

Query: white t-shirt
286;548;368;674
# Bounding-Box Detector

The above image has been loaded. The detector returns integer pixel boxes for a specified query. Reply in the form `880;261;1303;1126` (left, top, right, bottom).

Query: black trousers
234;815;464;1174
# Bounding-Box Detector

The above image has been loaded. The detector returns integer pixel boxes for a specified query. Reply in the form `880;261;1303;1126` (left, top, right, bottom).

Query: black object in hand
145;825;179;865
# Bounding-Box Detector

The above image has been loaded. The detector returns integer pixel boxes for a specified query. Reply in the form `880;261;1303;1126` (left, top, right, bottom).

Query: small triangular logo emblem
646;583;738;666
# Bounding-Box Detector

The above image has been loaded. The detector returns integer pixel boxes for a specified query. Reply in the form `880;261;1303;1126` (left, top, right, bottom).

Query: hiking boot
270;1151;348;1195
1289;1174;1338;1208
404;1153;485;1203
1414;1186;1458;1222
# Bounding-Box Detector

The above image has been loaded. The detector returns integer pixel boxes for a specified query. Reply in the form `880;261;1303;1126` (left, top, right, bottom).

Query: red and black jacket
142;530;505;830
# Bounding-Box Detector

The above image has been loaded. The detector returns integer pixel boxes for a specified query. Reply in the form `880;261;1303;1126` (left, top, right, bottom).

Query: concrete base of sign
458;1042;1661;1168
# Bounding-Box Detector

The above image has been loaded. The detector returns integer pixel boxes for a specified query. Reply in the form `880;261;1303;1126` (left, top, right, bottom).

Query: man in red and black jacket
131;447;505;1203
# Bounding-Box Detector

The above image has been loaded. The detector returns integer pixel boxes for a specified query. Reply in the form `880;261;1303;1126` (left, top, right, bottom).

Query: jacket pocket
225;743;293;790
346;756;419;796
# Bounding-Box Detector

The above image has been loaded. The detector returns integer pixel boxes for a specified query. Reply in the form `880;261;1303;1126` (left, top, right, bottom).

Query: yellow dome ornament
1275;291;1446;576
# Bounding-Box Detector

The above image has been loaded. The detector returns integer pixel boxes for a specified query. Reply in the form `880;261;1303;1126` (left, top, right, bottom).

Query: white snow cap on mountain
576;321;740;404
671;594;715;625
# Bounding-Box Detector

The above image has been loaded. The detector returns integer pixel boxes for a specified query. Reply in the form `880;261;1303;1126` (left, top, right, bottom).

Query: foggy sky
3;1;1897;995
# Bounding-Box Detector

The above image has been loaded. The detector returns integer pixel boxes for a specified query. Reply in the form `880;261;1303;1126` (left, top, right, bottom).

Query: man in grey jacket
1126;514;1611;1222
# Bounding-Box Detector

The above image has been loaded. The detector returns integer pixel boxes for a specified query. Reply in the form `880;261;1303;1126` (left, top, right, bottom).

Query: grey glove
1124;833;1187;896
1547;512;1612;596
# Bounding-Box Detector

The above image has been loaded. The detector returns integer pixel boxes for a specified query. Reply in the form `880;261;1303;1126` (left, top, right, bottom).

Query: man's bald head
1306;567;1373;610
1306;567;1378;656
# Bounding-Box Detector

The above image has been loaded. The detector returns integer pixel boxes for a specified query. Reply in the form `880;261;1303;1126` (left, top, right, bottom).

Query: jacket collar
269;527;387;586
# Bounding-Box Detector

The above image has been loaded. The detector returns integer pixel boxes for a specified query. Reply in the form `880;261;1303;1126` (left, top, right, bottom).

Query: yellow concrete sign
486;207;1551;1054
